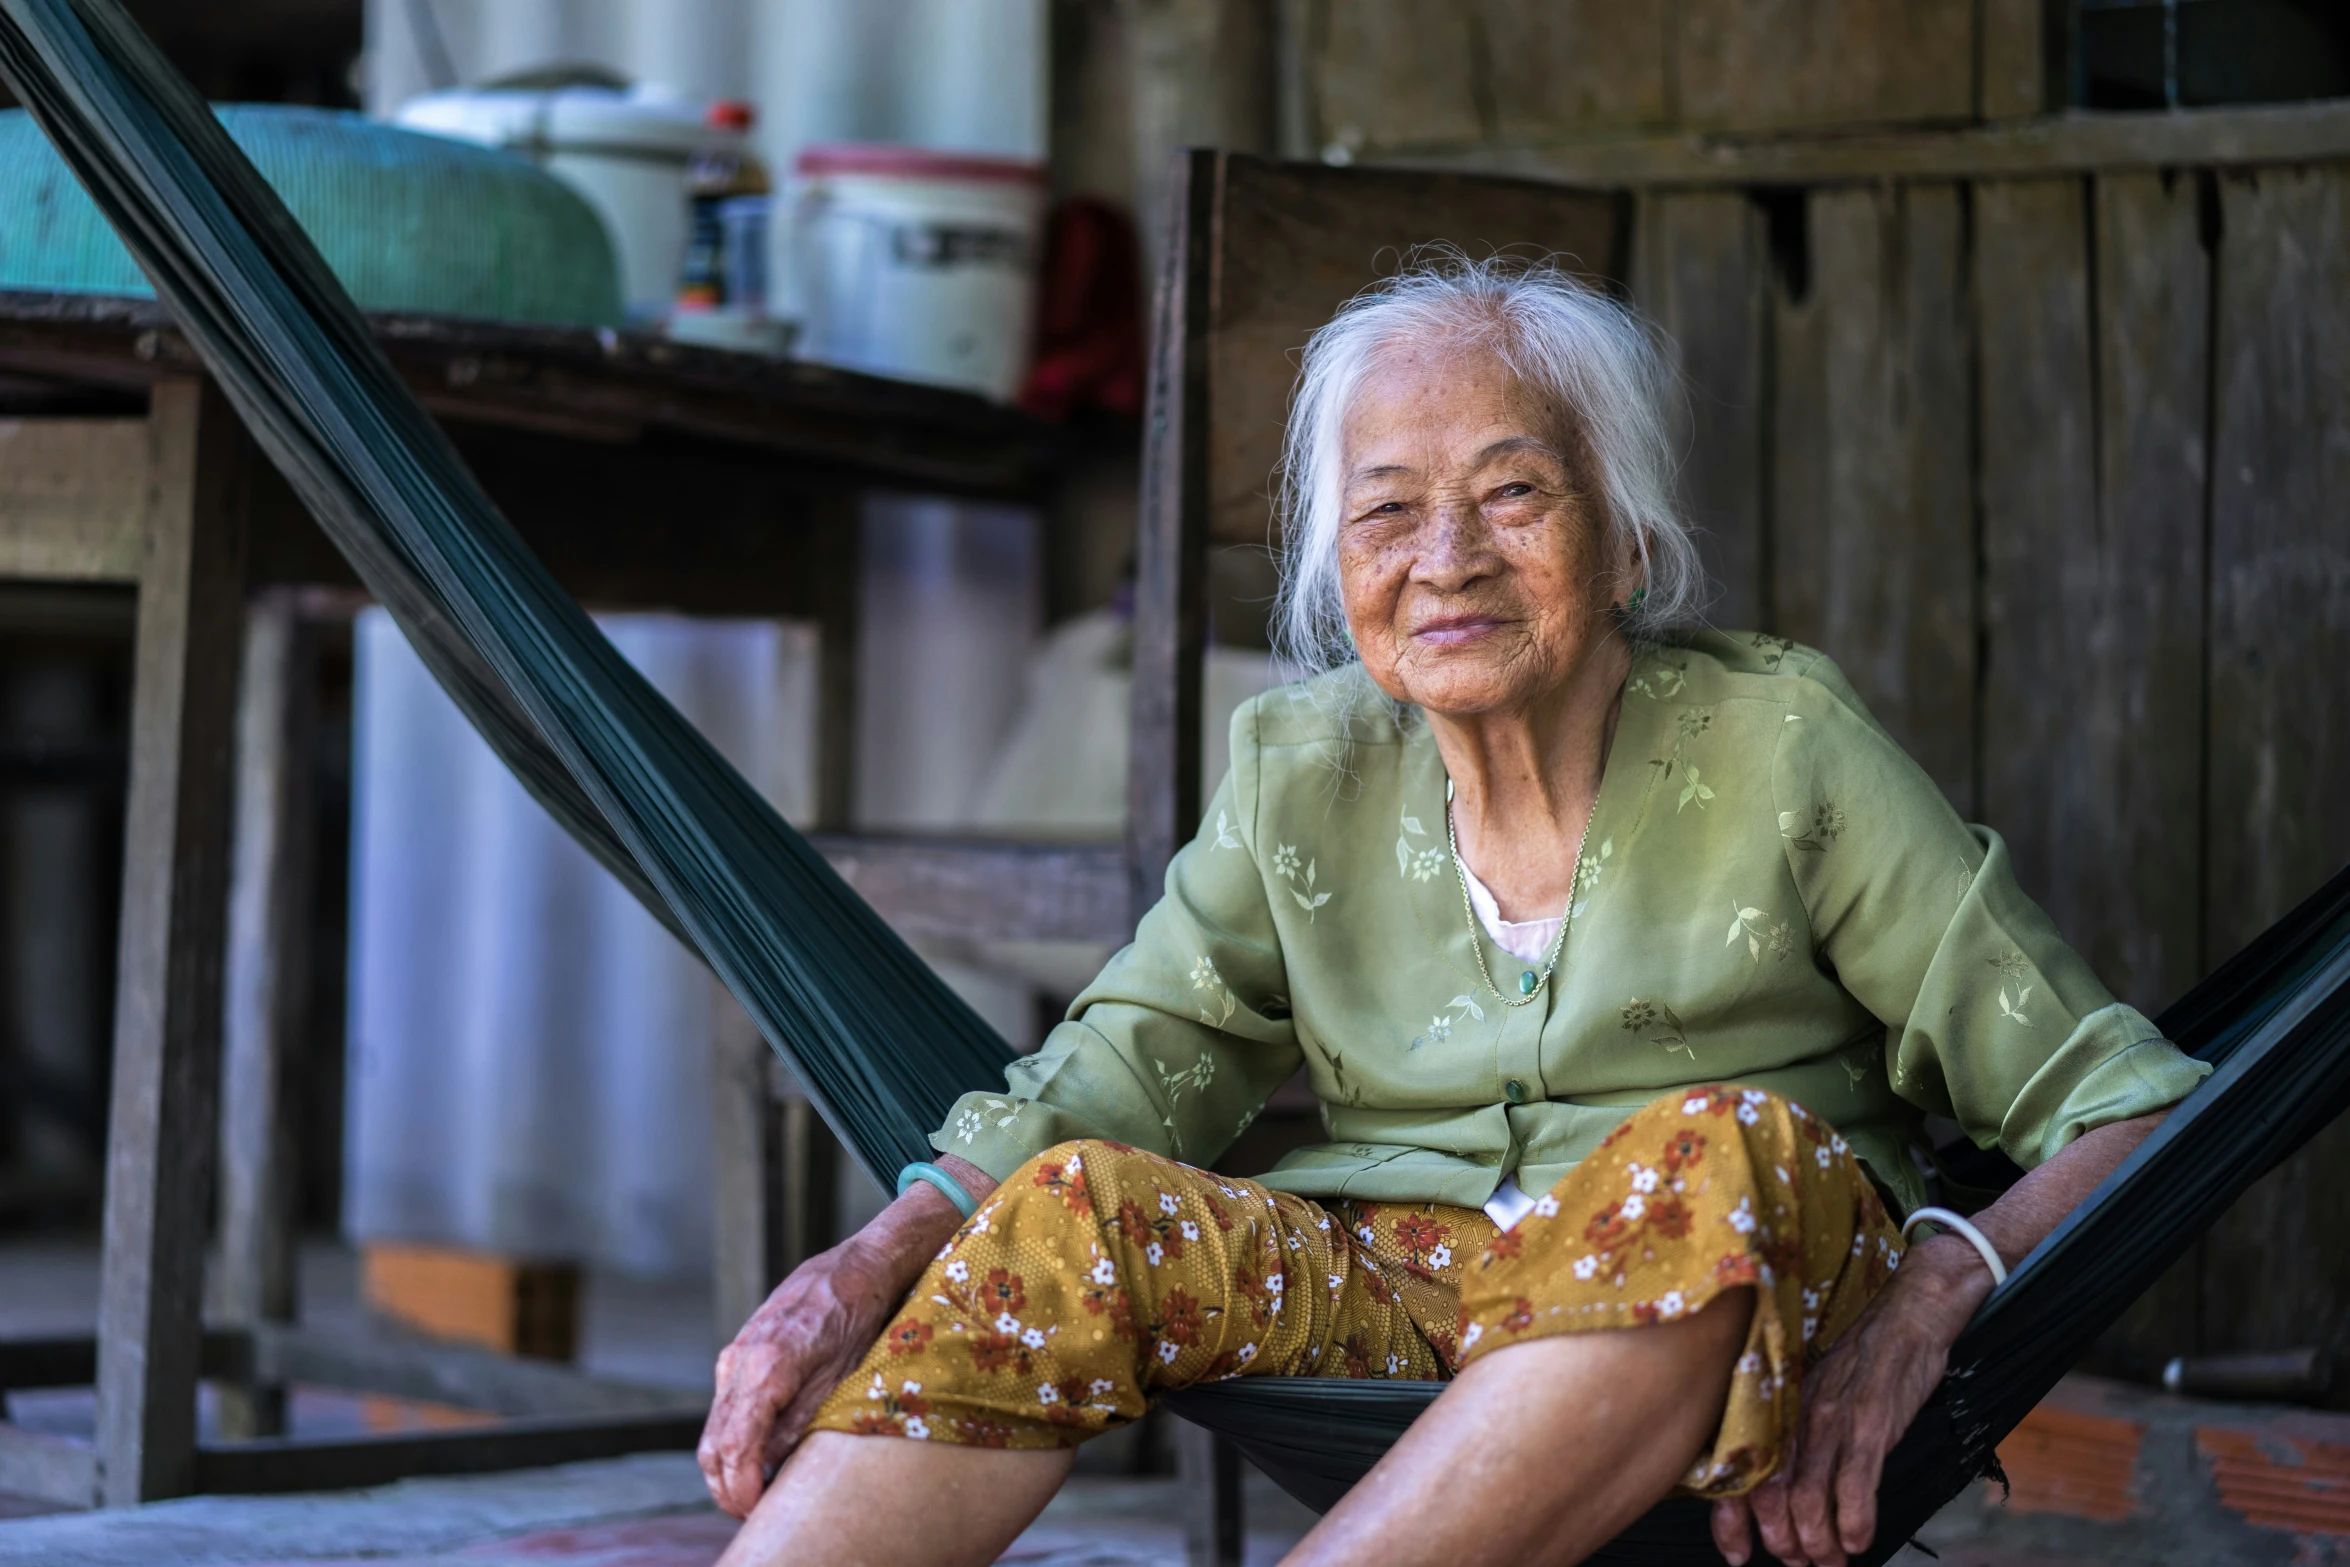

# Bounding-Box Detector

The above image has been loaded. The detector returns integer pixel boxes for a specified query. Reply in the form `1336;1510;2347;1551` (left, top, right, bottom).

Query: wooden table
0;291;1161;1508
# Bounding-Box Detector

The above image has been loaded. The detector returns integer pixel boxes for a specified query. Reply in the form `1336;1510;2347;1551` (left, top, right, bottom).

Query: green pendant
1519;971;1538;996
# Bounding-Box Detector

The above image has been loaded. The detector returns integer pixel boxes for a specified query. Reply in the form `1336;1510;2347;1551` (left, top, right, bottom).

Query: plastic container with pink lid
791;142;1046;402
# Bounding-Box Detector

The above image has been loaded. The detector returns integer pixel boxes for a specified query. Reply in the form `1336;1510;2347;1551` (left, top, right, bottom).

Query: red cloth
1020;197;1145;421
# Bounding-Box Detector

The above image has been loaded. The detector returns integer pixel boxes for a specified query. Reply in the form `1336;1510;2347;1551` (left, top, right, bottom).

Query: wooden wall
1627;165;2350;1387
1286;0;2043;164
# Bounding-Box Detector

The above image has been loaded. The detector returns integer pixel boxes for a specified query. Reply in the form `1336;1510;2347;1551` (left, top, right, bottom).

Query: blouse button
1504;1079;1528;1104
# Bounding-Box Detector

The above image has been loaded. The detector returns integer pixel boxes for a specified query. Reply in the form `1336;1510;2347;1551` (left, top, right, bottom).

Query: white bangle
1900;1206;2008;1288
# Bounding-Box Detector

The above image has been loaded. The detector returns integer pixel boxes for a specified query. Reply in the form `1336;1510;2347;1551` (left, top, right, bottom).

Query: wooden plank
2198;166;2350;1384
1979;0;2047;120
1174;1416;1244;1567
1307;0;1483;156
0;295;1070;503
0;418;149;580
1976;178;2100;932
94;380;251;1506
212;590;318;1440
1474;0;1670;141
1204;156;1625;549
2082;172;2212;1013
0;1331;248;1392
805;834;1131;944
246;1323;697;1420
0;1424;96;1511
1399;98;2350;188
710;983;785;1345
190;1411;704;1496
2082;172;2218;1384
1975;173;2213;1384
1131;149;1218;923
1631;191;1768;626
1676;0;1975;134
1771;184;1975;811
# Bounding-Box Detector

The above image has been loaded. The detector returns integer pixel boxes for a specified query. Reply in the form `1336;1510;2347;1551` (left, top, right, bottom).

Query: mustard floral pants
809;1086;1902;1496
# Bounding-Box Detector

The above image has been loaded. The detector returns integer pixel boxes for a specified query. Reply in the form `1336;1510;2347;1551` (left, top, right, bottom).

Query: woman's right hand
696;1156;995;1518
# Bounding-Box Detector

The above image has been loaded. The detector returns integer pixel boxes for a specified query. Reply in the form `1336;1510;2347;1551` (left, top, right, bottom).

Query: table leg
94;380;250;1504
213;588;316;1438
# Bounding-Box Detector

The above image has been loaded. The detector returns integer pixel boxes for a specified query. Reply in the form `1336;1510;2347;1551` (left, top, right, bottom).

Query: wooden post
212;588;317;1438
710;987;785;1343
1174;1415;1244;1567
95;379;251;1505
1129;147;1217;924
1135;147;1242;1559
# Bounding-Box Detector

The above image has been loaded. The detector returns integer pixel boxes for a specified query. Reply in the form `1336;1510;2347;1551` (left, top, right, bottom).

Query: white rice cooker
395;82;715;325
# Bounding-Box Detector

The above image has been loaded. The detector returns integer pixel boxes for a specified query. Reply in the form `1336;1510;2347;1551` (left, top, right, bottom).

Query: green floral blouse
933;630;2209;1216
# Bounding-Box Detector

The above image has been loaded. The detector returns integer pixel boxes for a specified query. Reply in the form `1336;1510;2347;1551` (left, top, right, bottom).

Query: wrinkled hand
1711;1237;1993;1567
696;1178;974;1519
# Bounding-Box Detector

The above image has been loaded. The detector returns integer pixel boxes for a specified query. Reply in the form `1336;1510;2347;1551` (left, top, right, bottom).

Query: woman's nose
1412;501;1493;585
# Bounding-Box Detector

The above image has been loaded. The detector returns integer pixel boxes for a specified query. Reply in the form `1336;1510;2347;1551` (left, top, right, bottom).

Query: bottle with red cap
672;100;781;349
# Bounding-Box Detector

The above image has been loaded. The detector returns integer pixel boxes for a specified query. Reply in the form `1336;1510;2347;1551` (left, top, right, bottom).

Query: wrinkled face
1336;343;1626;718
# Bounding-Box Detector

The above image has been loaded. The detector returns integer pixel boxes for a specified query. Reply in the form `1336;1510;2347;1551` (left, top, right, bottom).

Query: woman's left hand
1711;1236;1994;1567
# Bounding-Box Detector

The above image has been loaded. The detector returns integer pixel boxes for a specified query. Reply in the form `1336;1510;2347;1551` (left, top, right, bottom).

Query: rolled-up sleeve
1775;660;2210;1169
930;706;1303;1181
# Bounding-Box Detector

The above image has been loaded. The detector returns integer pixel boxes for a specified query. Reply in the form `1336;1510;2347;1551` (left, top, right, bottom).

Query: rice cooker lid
397;84;714;161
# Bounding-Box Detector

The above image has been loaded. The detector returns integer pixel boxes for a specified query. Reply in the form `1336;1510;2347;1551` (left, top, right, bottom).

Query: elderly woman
697;258;2206;1567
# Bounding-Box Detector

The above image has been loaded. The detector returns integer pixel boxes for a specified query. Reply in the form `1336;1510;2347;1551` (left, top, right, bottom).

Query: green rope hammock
4;3;2346;1560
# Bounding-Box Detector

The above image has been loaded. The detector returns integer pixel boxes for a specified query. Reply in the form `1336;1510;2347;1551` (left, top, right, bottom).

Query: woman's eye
1367;500;1407;516
1496;482;1535;499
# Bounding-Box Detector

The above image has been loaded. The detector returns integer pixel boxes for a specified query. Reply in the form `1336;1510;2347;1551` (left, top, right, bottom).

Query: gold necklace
1445;776;1595;1007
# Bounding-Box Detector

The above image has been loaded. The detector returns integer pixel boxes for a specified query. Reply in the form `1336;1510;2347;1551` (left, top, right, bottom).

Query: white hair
1270;251;1702;678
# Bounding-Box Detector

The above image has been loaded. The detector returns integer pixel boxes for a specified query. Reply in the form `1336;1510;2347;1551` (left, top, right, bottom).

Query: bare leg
1285;1288;1754;1567
716;1432;1073;1567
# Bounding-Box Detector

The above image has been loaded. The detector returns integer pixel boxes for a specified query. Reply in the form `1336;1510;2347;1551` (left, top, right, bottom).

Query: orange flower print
1586;1198;1638;1251
969;1331;1031;1375
884;1318;934;1356
1663;1127;1707;1172
1155;1286;1207;1347
1116;1199;1156;1249
1030;1155;1093;1216
1081;1282;1139;1339
1481;1230;1524;1264
1234;1264;1285;1325
1649;1195;1693;1240
1501;1297;1535;1333
850;1373;934;1439
981;1268;1027;1316
1392;1210;1456;1279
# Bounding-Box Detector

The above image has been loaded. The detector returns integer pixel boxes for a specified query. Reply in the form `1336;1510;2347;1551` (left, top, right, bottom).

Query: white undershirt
1455;857;1564;1230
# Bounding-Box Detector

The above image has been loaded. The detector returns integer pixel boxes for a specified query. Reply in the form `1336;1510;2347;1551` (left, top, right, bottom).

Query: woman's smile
1412;611;1514;646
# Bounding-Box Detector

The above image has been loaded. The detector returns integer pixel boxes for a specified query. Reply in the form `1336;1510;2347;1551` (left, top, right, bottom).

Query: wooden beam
1770;184;1977;813
94;379;251;1506
1130;149;1218;923
2199;164;2350;1387
710;986;786;1345
1174;1414;1244;1567
0;1424;97;1511
0;294;1071;503
1630;190;1768;627
244;1323;699;1420
0;1330;248;1392
0;417;149;581
212;589;318;1440
807;834;1131;944
189;1411;705;1496
1397;100;2350;189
